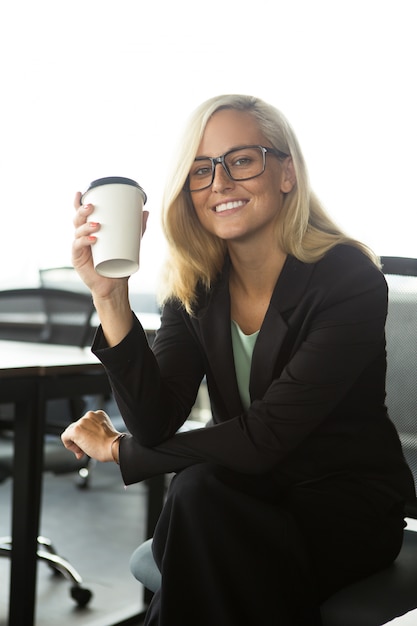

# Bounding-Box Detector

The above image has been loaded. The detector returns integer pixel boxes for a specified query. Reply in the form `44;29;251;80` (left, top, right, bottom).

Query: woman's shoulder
311;244;387;299
315;244;383;279
321;243;379;268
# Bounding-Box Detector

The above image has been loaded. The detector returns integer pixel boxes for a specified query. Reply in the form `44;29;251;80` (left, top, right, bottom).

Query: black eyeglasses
185;144;289;192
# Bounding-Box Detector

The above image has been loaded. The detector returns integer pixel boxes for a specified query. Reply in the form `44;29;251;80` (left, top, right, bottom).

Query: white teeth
215;200;245;213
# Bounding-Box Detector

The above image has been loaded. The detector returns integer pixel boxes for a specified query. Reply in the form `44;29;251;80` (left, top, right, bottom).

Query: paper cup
81;176;147;278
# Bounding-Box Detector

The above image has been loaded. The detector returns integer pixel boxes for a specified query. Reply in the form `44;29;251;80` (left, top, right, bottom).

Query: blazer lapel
250;255;316;400
195;263;243;418
195;255;316;413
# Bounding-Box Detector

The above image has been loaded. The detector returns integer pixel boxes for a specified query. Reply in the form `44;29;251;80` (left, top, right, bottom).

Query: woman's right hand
72;192;149;346
72;191;128;300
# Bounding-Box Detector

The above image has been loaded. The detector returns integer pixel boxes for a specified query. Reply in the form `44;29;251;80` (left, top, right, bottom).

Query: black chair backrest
381;256;417;516
0;287;95;347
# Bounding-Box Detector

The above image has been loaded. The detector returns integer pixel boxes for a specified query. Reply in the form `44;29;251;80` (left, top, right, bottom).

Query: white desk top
0;340;101;376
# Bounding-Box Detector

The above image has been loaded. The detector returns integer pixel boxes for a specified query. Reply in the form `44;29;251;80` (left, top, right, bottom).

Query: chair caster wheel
71;585;93;607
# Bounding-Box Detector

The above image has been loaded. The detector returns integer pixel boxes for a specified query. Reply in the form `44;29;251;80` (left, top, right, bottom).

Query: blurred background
0;0;415;295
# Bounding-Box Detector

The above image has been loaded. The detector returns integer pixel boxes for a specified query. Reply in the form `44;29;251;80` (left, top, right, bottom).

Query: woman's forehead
196;109;266;157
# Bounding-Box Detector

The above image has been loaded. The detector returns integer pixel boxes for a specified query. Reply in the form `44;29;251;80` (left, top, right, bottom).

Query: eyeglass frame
184;144;290;192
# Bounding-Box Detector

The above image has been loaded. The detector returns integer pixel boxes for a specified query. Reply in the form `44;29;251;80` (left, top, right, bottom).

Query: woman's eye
191;161;212;177
196;166;211;176
234;157;251;167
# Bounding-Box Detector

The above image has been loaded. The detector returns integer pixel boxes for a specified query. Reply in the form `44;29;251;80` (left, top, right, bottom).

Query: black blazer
94;245;415;505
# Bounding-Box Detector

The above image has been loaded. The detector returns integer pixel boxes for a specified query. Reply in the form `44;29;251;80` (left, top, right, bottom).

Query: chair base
0;535;93;607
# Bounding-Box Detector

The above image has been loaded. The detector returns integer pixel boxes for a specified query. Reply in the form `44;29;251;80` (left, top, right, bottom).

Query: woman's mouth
214;200;246;213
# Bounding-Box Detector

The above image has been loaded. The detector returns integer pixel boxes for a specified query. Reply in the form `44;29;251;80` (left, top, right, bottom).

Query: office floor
0;455;148;626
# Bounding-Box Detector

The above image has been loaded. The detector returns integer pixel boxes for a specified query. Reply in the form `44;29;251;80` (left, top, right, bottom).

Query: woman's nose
211;162;234;191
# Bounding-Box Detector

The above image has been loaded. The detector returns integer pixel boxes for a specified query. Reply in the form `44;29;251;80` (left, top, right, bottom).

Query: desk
0;340;111;626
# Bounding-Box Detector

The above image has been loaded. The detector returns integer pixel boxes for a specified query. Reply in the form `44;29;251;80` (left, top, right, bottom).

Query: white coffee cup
81;176;147;278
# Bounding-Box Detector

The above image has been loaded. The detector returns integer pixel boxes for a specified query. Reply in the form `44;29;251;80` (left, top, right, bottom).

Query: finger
87;410;118;435
69;444;85;460
74;220;100;242
74;191;82;209
61;427;75;446
61;433;82;455
71;232;96;266
73;207;97;236
92;409;111;423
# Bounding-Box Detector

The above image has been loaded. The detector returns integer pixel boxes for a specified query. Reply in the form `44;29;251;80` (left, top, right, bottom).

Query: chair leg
0;535;93;607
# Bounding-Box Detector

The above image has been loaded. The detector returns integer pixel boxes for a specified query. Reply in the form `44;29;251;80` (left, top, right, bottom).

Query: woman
62;94;415;625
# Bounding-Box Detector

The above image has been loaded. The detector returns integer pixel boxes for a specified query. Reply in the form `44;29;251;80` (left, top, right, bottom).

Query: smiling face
189;108;295;247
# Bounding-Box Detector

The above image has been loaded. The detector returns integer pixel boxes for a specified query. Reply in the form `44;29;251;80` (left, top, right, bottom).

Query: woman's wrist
93;286;133;347
110;433;126;464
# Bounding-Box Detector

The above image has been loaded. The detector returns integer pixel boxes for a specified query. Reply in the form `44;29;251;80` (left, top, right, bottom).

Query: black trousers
145;464;405;626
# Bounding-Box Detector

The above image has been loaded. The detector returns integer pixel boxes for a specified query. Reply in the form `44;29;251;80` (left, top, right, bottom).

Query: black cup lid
83;176;147;204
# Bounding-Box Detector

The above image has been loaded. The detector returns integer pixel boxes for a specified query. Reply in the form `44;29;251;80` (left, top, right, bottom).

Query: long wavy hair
159;94;379;314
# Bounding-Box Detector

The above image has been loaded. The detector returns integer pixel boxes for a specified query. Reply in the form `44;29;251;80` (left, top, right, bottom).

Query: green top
231;320;260;410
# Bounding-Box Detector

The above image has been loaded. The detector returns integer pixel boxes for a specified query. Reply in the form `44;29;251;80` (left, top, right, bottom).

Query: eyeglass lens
188;146;266;191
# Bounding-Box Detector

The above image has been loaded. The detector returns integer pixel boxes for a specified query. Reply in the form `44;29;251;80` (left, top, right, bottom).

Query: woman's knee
168;463;220;502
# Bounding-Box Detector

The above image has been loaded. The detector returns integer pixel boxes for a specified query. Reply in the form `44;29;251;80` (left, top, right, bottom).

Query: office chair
0;286;95;347
0;286;98;607
320;256;417;625
129;256;417;625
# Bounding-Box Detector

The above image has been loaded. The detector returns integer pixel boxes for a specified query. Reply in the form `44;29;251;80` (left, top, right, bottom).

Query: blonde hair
159;94;379;314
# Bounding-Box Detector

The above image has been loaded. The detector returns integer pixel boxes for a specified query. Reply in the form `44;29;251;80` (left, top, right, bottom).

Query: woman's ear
280;157;296;193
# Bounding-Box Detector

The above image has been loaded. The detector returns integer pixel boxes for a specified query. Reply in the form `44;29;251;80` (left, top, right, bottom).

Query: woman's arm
101;252;394;485
93;308;206;445
72;192;148;346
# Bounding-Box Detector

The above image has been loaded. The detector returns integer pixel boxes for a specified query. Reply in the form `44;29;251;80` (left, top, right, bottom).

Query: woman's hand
72;192;122;298
72;192;149;346
72;192;149;297
61;410;123;463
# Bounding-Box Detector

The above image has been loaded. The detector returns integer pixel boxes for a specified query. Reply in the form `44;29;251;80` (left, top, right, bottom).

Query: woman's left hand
61;410;122;462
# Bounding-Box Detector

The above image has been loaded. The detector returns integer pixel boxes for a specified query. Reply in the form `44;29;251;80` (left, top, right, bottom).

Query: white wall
0;0;415;291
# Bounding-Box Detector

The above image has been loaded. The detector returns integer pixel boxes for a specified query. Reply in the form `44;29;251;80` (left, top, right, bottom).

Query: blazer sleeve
94;248;392;486
93;306;206;443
